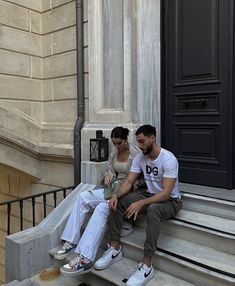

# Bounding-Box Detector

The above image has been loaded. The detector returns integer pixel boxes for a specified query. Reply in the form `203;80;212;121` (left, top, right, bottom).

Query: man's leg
144;198;182;259
94;190;147;270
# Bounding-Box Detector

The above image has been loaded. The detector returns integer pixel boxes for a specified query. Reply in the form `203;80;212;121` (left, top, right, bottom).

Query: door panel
162;0;234;188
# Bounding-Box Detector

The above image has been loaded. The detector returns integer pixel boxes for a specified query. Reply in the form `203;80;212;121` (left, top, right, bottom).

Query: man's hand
125;200;144;221
109;194;118;211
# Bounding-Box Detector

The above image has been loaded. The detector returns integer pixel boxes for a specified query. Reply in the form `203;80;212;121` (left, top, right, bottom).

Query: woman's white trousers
61;188;109;261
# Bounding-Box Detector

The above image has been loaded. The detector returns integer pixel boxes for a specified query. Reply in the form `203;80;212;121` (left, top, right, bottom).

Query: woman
56;127;140;276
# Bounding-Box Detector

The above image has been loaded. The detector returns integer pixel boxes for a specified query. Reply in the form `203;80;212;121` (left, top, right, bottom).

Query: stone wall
0;0;89;283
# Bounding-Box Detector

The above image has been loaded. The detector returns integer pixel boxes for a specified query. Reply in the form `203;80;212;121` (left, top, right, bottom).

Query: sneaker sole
94;253;122;270
60;267;92;277
54;249;75;260
126;269;155;286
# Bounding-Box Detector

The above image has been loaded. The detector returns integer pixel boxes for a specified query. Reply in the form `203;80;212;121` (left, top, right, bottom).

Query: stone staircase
4;184;235;286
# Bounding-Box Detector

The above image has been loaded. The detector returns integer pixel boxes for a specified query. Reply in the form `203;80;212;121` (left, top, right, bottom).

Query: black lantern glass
90;130;109;162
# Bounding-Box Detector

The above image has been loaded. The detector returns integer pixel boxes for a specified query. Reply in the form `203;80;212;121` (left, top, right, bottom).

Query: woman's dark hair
111;126;129;140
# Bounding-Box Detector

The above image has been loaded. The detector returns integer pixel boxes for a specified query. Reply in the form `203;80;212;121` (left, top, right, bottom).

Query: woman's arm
109;172;140;210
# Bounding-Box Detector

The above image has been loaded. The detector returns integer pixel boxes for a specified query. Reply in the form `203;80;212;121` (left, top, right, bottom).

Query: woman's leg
76;201;110;261
61;188;105;244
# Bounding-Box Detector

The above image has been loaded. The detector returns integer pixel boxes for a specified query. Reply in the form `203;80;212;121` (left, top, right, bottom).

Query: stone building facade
0;0;161;283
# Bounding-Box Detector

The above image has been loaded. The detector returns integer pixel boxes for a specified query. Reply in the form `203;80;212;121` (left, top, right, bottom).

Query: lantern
90;130;109;162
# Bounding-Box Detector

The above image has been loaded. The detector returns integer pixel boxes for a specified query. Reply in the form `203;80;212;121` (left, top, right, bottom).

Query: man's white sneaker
126;262;155;286
94;244;122;270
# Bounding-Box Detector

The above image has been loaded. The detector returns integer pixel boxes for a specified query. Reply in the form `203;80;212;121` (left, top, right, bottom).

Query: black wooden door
162;0;234;189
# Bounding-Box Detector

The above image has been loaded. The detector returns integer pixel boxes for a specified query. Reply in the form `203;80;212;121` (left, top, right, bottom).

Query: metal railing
0;186;74;235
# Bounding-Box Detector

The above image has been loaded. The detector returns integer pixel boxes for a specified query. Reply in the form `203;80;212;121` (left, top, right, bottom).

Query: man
94;125;182;286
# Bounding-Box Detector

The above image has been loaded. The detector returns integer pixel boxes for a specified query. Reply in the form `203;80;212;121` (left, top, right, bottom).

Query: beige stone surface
31;102;43;123
52;26;76;54
31;56;43;79
43;51;76;78
5;0;42;11
42;34;52;57
83;0;88;22
84;21;88;46
0;25;41;56
41;0;51;12
40;160;74;187
0;75;41;101
0;1;29;30
0;50;30;77
42;2;76;34
30;10;42;34
0;100;32;116
52;0;73;9
0;143;42;179
53;75;77;100
42;127;74;144
43;100;76;123
0;263;5;284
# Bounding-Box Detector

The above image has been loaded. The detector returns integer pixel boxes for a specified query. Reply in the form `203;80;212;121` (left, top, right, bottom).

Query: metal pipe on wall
74;0;84;186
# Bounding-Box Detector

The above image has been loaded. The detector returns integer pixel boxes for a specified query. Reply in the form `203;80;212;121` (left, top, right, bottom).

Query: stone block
42;2;76;34
0;143;42;180
83;0;88;22
0;1;28;31
43;51;76;78
52;0;74;9
5;0;41;11
42;34;51;57
43;100;76;123
52;26;76;54
30;10;42;34
1;107;42;143
42;126;73;144
0;245;4;265
0;100;31;117
0;26;41;57
42;79;53;101
84;73;89;99
31;57;43;79
31;102;43;123
0;263;5;284
41;0;51;12
9;173;20;197
84;46;88;73
0;229;7;248
40;160;74;187
53;75;77;100
84;21;88;47
0;75;41;101
0;50;29;77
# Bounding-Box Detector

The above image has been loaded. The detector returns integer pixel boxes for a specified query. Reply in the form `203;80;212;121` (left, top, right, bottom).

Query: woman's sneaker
126;262;155;286
60;254;93;276
94;244;122;270
54;241;76;260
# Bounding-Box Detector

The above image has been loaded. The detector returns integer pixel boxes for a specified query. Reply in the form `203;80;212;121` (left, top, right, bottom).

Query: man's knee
147;204;161;221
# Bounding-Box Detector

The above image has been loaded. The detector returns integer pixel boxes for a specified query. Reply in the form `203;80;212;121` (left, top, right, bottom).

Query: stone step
88;256;197;286
136;209;235;255
119;227;235;286
181;192;235;220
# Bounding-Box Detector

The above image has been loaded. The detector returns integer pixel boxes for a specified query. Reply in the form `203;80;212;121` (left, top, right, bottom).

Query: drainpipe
74;0;84;186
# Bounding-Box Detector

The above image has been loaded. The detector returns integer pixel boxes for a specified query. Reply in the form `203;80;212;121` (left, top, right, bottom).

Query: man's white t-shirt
130;148;180;198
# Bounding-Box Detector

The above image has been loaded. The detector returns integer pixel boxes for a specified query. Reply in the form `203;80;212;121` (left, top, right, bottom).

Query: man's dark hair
135;125;156;137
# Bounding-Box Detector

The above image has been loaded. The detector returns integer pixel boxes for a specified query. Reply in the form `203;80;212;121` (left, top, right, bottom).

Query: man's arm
126;177;176;220
109;172;140;211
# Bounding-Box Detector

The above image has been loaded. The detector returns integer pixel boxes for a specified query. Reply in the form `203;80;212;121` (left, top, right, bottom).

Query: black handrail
0;186;74;235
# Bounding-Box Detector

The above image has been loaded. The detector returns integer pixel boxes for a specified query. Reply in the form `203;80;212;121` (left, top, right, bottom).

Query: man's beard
142;144;153;155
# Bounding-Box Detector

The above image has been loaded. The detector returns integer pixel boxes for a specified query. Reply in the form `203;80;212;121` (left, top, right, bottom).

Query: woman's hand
103;174;112;186
109;194;118;211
